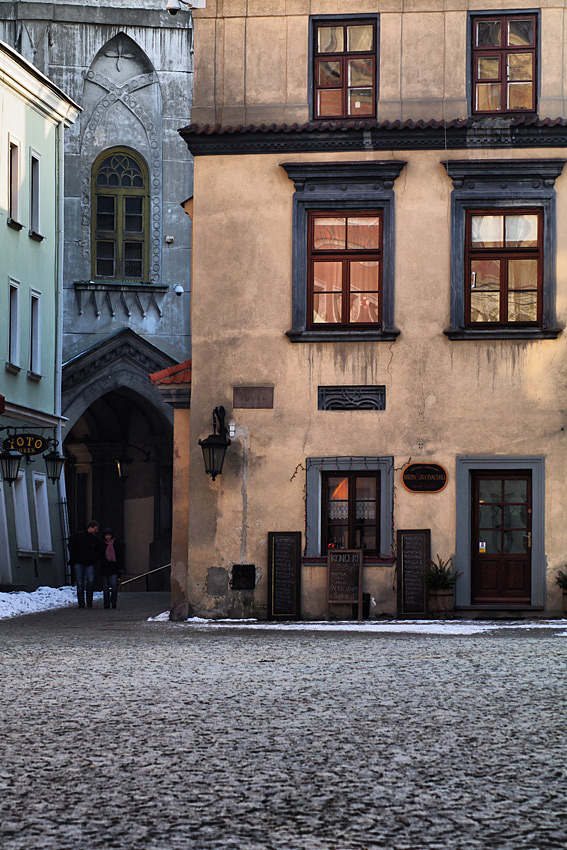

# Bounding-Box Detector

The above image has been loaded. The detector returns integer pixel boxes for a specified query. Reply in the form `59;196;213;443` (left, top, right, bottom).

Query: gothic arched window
92;149;149;281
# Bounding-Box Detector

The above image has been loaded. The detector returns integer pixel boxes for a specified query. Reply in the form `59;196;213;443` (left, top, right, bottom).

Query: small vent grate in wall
318;386;386;411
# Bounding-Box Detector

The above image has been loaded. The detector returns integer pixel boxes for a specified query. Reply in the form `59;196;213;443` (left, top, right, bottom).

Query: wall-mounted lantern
198;406;231;481
0;447;24;485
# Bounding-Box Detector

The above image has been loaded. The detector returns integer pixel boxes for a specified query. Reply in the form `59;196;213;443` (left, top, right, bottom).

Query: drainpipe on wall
55;120;70;580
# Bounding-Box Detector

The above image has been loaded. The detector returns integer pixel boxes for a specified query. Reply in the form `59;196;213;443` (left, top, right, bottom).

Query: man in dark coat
68;520;105;608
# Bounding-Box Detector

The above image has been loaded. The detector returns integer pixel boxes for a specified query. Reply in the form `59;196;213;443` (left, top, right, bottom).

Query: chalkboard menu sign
327;549;363;619
397;529;430;615
268;532;301;619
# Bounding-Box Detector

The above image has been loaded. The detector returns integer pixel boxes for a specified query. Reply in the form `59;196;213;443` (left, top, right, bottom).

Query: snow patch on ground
149;612;567;635
0;586;103;620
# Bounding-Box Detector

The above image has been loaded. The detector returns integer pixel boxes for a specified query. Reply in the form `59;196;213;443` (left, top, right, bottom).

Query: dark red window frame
322;471;379;555
465;208;543;328
472;13;537;115
313;19;377;120
308;211;382;330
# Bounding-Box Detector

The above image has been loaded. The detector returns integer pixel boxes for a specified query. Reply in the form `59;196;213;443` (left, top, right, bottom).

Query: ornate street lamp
198;406;231;481
0;448;23;485
43;448;66;484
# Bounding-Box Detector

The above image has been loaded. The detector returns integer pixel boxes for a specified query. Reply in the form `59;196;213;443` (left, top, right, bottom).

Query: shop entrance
471;471;532;604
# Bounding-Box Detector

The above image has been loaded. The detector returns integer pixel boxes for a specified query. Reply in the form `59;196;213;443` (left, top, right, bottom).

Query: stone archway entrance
64;386;172;589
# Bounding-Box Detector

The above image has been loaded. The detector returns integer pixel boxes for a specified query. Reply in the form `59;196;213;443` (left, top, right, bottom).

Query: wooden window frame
29;149;41;238
8;137;22;227
465;207;543;328
322;470;380;555
471;13;537;116
313;18;378;120
91;148;149;282
29;289;41;376
307;211;382;330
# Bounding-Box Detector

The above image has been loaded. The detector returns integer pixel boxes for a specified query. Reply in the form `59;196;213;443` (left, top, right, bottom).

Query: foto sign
3;433;49;456
402;463;448;493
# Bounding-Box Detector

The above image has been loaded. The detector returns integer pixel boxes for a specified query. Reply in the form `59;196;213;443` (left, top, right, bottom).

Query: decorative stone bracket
73;282;168;319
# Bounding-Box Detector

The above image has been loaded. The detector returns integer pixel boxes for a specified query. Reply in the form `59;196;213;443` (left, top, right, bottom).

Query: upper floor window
30;151;41;238
309;212;381;328
8;139;21;226
313;19;377;119
92;149;149;281
472;14;537;115
466;210;542;327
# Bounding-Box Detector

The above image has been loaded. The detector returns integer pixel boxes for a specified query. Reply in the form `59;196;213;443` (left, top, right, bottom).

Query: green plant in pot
425;555;462;618
555;568;567;616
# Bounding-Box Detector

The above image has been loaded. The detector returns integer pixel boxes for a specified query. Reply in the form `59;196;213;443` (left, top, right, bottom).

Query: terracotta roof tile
149;359;191;386
180;115;567;136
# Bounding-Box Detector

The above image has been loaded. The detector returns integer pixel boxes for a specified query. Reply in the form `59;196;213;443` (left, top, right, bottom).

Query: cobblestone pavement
0;594;566;850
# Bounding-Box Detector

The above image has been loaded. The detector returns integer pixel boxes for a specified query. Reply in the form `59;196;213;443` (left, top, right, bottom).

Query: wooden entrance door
472;472;532;604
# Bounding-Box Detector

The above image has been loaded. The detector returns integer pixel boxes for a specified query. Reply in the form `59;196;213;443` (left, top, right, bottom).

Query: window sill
7;217;23;231
287;329;400;343
16;549;35;558
74;281;168;292
38;551;55;559
29;230;44;242
27;370;42;382
444;327;562;341
5;362;21;375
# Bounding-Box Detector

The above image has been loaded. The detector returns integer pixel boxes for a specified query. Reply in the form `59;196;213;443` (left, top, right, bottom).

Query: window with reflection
466;209;542;326
308;212;382;328
92;149;149;281
323;472;379;553
472;14;537;115
313;19;377;119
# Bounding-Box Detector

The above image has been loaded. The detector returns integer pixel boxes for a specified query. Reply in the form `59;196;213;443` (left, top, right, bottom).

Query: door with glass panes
472;472;531;603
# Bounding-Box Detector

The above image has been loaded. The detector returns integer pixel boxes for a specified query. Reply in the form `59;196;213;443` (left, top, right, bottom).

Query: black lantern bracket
0;425;66;485
198;406;231;481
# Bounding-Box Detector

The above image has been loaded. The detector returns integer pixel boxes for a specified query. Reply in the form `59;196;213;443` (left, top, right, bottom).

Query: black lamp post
0;448;23;485
43;448;66;484
198;406;231;481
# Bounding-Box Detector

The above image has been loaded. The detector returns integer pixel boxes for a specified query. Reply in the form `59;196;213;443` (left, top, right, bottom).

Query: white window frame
29;289;41;376
13;470;33;552
29;149;41;236
32;471;52;553
0;477;12;583
8;136;21;224
8;278;20;368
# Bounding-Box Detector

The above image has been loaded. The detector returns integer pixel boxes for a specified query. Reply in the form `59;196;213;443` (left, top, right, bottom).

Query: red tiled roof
180;114;567;136
149;359;191;386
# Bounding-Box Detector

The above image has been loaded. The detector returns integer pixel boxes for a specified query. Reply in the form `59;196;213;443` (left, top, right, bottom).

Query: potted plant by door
425;555;462;619
555;568;567;616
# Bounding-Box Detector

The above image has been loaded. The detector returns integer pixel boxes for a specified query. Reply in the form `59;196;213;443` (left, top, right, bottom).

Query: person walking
68;521;104;609
101;528;124;609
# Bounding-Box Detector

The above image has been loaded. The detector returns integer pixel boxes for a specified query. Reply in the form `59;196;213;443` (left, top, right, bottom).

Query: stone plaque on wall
233;387;274;409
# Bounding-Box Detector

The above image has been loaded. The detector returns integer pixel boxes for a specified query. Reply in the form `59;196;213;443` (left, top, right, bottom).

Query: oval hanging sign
402;463;448;493
3;434;49;456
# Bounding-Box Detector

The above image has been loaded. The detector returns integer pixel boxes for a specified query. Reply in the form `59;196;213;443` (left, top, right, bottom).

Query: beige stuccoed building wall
192;0;567;125
181;3;567;619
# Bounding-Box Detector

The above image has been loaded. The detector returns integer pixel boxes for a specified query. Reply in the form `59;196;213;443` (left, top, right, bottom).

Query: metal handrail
120;563;172;587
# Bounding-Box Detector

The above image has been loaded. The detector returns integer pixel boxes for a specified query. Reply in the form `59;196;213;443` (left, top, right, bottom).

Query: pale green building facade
0;40;79;589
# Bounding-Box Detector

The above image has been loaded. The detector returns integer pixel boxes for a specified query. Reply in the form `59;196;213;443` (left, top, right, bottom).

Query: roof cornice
180;117;567;156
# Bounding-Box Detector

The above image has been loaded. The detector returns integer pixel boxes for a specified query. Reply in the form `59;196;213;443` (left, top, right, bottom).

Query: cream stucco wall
193;2;567;126
186;147;567;619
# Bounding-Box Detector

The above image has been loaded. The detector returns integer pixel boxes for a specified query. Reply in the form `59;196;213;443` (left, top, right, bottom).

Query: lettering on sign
402;463;448;493
327;549;363;619
233;387;274;409
268;532;301;619
3;434;49;456
397;529;430;615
